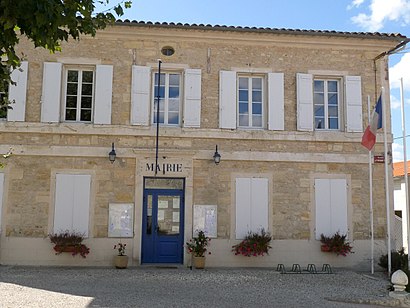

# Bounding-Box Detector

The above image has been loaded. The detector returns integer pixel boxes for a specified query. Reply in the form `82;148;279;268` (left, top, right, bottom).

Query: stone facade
0;22;406;268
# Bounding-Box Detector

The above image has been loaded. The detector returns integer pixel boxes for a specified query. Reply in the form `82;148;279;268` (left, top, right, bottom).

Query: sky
102;0;410;161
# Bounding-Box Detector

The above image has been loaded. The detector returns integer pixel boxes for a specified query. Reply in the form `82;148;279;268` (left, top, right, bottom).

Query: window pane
239;115;249;127
239;77;248;89
252;115;262;127
329;118;339;129
328;93;338;106
67;83;78;95
314;105;324;117
154;99;164;112
252;78;262;90
314;93;324;104
80;109;92;122
169;74;180;86
239;90;248;102
239;102;248;114
67;71;78;82
315;118;324;129
252;103;262;115
328;81;338;92
154;73;165;86
81;96;92;108
153;112;164;124
82;84;93;96
169;86;179;98
252;90;262;102
314;80;324;92
65;109;76;121
328;106;338;117
154;86;165;98
168;112;179;124
66;96;77;108
168;99;179;112
82;71;93;83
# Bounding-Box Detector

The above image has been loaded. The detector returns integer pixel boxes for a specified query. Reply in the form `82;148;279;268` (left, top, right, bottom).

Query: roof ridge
114;19;407;39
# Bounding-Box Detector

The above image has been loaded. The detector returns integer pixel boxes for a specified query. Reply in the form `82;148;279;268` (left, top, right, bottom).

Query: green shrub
379;248;410;292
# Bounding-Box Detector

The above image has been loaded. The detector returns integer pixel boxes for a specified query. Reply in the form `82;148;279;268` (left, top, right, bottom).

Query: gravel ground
0;265;409;308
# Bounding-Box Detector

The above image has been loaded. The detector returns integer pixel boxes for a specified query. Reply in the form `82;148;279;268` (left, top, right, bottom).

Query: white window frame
313;77;341;130
237;74;265;129
151;71;182;126
62;66;95;123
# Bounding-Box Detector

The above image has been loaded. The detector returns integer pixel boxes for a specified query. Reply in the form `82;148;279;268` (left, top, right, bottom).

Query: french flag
361;96;382;151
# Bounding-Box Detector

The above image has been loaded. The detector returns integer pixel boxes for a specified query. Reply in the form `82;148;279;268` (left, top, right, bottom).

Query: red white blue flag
361;96;382;151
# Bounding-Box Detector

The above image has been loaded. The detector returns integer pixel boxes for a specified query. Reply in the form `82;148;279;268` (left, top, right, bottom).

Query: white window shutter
250;178;269;231
131;65;151;125
72;175;91;237
54;174;91;236
54;174;75;232
235;178;251;239
94;65;113;125
7;61;28;122
296;73;313;131
41;62;62;123
0;173;4;230
268;73;284;130
330;179;348;236
315;179;332;239
345;76;363;132
219;70;237;129
183;68;201;128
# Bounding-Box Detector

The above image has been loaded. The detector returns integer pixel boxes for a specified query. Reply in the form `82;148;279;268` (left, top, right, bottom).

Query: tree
0;0;131;95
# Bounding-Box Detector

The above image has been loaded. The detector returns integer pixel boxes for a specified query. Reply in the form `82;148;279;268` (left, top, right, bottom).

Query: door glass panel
146;194;153;235
157;195;180;235
145;178;184;190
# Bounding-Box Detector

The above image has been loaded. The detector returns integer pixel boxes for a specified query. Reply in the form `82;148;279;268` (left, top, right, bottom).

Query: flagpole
367;95;374;274
382;86;392;276
155;59;162;176
400;77;410;269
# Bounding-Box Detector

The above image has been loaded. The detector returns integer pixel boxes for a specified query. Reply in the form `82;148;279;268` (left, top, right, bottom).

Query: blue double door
142;185;184;264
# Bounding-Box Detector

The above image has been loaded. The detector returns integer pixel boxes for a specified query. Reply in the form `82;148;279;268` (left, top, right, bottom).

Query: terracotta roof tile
393;161;410;177
114;20;408;40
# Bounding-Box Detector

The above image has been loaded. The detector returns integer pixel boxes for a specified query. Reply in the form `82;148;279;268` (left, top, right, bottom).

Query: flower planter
193;256;206;269
114;255;129;269
321;245;331;252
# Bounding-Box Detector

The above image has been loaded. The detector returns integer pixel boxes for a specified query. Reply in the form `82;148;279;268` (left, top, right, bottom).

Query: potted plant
186;230;211;269
113;242;128;269
232;229;272;257
320;232;353;256
49;230;90;258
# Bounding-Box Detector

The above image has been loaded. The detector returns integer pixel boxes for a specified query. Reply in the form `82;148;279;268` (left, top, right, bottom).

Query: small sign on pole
374;154;385;163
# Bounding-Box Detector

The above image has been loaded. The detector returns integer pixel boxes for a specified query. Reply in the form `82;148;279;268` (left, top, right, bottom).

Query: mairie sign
146;163;183;174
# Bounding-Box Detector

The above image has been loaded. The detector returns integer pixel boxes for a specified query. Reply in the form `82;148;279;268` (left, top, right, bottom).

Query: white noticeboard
108;203;134;237
193;205;217;238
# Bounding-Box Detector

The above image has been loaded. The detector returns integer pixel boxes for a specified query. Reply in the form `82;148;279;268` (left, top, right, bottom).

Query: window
219;71;284;131
297;73;362;132
63;68;95;122
41;62;113;124
235;178;269;239
152;72;181;126
0;84;8;119
314;178;348;239
54;174;91;236
314;79;340;130
238;76;264;128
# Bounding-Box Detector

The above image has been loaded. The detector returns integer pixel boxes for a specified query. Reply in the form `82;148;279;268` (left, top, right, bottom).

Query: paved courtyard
0;265;408;307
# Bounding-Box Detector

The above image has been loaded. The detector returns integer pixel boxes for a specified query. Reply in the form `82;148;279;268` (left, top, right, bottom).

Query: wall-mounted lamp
108;143;116;163
213;145;221;165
